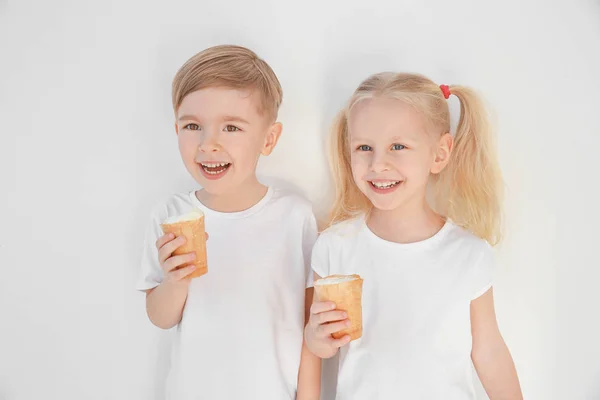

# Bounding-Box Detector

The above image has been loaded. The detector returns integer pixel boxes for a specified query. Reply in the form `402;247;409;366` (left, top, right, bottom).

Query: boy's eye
224;125;240;132
183;123;200;130
357;145;372;151
391;144;405;151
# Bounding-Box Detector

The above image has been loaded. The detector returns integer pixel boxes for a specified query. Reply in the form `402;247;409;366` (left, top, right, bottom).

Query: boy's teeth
201;162;229;167
200;162;231;175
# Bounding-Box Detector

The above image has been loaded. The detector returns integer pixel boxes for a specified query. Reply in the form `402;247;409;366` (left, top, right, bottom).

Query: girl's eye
357;145;372;151
183;123;200;130
224;125;240;132
391;144;405;151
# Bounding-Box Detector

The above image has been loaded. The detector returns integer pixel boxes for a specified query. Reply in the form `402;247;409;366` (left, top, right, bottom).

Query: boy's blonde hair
329;72;503;245
172;45;283;119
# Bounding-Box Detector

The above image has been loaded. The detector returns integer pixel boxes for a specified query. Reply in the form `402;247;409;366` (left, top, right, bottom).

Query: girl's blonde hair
329;72;503;245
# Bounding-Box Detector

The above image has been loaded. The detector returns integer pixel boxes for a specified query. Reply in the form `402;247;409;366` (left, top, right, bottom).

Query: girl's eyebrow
350;135;415;142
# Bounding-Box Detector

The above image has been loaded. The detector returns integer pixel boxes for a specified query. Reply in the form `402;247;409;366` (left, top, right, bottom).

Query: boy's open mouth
200;162;231;175
199;162;231;179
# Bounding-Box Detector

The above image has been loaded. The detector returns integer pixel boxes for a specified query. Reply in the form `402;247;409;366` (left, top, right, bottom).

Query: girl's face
348;97;452;213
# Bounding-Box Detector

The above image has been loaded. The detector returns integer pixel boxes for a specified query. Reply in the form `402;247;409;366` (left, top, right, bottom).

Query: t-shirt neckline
188;186;274;219
361;215;453;251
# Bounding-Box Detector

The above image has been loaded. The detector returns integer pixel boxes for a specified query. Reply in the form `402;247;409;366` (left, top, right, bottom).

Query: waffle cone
314;274;363;341
160;215;207;278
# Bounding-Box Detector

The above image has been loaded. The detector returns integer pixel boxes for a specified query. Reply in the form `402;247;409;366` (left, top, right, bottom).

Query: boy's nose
199;131;221;152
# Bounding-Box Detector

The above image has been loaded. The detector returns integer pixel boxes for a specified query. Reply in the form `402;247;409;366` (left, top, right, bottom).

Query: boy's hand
155;233;207;283
304;301;352;359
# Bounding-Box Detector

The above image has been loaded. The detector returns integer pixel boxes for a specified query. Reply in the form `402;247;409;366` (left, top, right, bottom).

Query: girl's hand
304;301;352;359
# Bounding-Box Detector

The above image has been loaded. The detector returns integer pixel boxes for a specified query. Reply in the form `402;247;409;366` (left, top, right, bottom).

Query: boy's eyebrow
178;115;199;122
176;115;250;124
220;116;250;124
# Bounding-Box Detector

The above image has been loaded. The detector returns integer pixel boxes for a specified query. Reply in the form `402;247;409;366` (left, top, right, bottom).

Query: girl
304;72;522;399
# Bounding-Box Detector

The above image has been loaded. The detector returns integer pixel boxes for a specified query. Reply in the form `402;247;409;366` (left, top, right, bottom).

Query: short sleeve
302;213;318;288
471;243;496;300
135;207;166;291
311;234;331;280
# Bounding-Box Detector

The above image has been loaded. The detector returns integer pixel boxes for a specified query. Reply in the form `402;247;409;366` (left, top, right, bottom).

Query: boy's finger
310;301;336;315
158;236;186;263
330;335;352;348
163;253;196;273
205;232;209;241
319;319;350;336
155;233;175;250
170;264;196;281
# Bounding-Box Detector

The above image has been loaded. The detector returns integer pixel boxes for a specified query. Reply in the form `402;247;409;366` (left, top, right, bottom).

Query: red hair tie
440;84;451;99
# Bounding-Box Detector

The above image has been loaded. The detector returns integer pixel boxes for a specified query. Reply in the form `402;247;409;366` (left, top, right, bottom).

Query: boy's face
175;87;282;195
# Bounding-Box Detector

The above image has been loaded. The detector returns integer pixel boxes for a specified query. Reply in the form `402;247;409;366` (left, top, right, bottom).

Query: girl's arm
296;287;322;400
471;287;523;399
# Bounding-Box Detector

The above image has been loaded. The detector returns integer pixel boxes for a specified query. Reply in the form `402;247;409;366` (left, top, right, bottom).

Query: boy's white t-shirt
137;186;317;400
312;216;495;400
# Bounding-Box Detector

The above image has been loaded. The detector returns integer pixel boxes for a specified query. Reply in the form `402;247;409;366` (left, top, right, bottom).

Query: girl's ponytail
433;85;503;245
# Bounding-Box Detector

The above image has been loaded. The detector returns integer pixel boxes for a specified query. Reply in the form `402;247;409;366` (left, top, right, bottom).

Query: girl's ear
261;122;283;156
431;133;453;174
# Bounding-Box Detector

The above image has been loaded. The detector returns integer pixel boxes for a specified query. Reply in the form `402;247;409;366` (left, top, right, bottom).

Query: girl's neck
367;197;446;244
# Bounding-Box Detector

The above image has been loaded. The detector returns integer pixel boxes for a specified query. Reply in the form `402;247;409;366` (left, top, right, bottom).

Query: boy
136;45;319;400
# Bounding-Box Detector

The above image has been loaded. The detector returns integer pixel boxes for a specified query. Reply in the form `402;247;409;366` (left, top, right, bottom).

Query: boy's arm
297;287;321;400
471;288;523;399
143;231;198;329
145;281;190;329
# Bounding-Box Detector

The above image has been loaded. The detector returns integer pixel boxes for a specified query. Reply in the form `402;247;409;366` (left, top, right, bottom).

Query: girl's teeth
372;181;400;189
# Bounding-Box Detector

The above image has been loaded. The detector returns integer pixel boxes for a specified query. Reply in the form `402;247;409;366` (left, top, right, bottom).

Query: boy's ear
174;122;180;135
430;133;453;174
261;122;283;156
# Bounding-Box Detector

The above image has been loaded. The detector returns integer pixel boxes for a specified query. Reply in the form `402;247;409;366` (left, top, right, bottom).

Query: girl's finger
319;319;351;336
310;301;336;315
315;310;348;326
330;335;352;348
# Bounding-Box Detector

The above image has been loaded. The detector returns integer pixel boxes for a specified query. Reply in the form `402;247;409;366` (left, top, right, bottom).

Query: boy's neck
195;177;268;213
367;197;445;244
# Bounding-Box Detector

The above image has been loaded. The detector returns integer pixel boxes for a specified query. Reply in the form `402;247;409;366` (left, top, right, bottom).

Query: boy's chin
195;180;236;195
194;173;257;196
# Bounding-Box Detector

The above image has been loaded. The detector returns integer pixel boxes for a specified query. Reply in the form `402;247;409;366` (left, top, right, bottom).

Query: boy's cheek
179;138;202;157
229;140;264;158
177;134;194;147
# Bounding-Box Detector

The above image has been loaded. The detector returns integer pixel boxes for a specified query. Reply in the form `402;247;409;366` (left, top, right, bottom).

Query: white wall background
2;0;600;399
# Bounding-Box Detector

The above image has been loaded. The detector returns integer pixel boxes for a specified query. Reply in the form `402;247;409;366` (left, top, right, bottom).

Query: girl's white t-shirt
312;216;494;400
137;186;317;400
